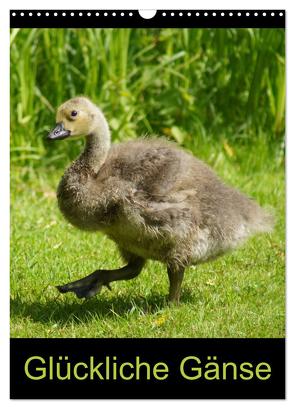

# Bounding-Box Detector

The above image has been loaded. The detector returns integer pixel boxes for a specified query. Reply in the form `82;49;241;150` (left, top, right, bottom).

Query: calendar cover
10;9;285;399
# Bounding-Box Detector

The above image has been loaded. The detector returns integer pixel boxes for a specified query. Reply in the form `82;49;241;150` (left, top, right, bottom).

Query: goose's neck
78;114;111;174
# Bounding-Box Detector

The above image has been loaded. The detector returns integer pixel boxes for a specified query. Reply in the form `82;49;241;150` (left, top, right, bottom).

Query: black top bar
10;10;285;29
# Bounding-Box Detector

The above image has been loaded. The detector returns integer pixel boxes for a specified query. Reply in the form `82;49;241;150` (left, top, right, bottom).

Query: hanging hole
138;10;157;19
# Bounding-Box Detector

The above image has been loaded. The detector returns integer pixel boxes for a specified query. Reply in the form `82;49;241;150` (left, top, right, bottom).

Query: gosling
47;97;273;303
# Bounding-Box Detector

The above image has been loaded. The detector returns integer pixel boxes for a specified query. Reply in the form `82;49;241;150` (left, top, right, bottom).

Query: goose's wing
97;139;199;229
107;139;190;196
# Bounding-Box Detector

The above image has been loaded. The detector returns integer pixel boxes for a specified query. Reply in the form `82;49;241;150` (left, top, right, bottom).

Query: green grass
10;140;285;338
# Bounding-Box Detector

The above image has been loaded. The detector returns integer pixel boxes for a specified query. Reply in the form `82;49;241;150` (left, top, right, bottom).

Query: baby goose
48;96;273;303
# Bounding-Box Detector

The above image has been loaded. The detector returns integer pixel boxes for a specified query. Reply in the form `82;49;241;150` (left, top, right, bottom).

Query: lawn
10;141;285;338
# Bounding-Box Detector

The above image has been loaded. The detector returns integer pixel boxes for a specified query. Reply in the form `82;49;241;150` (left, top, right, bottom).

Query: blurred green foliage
10;28;285;166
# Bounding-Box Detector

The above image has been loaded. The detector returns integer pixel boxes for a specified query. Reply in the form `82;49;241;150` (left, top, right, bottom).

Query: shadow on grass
10;287;195;326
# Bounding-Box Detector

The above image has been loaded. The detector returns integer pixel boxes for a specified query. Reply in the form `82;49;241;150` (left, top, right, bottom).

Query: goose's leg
167;265;185;304
56;255;145;299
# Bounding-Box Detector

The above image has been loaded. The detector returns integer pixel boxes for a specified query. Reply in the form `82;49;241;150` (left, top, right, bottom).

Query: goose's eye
71;110;78;117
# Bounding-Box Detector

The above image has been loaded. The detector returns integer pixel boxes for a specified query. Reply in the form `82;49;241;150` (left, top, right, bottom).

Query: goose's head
47;97;103;141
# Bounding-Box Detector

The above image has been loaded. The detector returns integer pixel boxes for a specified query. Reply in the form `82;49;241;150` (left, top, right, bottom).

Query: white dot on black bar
246;12;250;16
12;12;16;16
162;12;166;16
212;12;216;16
187;12;191;16
79;12;83;16
129;12;133;16
96;12;99;16
46;12;49;16
179;12;183;16
204;12;208;16
112;12;116;16
221;12;224;16
196;12;199;16
279;12;283;16
20;12;24;16
29;12;32;16
238;12;241;16
62;13;66;16
54;12;57;16
171;12;174;16
121;12;124;16
229;12;233;16
71;12;74;16
87;12;91;16
254;12;258;16
104;12;108;16
38;12;41;16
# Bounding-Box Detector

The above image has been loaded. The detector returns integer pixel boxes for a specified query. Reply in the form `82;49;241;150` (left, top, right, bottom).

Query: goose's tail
248;204;275;235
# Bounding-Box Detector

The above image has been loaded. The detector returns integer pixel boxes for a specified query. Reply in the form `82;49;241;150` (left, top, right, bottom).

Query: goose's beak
47;122;71;141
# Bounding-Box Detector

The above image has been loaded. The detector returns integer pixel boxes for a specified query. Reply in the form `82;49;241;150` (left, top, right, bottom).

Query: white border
2;0;291;10
1;0;293;408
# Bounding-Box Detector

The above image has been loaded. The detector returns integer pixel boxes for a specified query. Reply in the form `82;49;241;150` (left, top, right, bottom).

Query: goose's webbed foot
56;256;145;300
56;270;110;299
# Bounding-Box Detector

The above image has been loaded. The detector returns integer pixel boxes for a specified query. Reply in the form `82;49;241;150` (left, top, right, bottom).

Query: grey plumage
49;97;273;303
